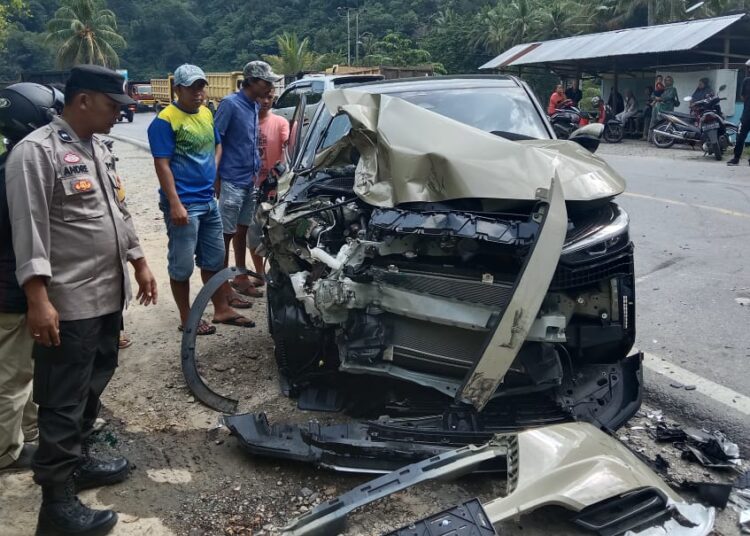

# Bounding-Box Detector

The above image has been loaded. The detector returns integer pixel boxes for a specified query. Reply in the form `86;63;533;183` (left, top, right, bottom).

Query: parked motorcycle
549;100;590;139
652;84;737;160
600;104;627;143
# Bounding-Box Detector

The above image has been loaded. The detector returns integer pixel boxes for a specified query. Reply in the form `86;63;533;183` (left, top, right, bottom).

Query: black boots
0;444;36;472
36;479;117;536
75;444;130;492
727;157;740;166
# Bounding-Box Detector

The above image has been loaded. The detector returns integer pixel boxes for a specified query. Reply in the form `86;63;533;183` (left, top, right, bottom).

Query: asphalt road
110;113;750;451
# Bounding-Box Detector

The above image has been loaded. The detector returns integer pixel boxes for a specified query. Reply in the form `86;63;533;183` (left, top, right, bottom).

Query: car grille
551;244;634;290
374;267;514;308
386;315;487;375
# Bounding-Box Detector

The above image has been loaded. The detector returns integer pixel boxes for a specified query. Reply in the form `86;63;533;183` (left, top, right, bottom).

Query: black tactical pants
733;107;750;161
31;310;120;486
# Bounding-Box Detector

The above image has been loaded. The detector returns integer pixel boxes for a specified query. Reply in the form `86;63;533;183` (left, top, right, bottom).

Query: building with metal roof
479;13;750;77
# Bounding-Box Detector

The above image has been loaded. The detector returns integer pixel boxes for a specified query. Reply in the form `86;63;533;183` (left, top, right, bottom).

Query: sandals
233;285;264;298
229;295;254;308
212;315;255;328
178;319;217;336
118;334;133;349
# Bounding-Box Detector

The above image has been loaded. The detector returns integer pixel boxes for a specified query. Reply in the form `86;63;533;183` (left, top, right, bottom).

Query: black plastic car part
383;499;498;536
571;487;671;536
180;266;262;413
278;437;509;536
222;412;508;474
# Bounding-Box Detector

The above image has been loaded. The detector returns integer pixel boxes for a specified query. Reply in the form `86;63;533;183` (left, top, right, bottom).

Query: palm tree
262;32;317;75
45;0;125;68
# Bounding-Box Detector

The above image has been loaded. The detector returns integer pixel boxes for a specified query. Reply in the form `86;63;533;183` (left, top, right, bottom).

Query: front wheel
707;129;722;161
652;123;675;148
604;122;624;143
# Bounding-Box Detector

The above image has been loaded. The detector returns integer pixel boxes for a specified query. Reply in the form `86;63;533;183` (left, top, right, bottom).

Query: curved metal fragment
180;266;262;413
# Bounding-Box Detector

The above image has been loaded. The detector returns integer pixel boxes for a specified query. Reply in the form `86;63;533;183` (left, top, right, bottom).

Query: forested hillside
0;0;746;81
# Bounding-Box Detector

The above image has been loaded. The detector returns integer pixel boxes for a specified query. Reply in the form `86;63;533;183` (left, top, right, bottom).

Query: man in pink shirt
247;86;289;284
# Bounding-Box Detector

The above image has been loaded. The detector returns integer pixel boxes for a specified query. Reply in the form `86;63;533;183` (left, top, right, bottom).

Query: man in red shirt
247;86;290;284
548;84;568;115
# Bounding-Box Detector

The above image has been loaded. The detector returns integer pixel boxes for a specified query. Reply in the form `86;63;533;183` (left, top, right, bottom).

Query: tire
652;123;675;148
127;112;134;123
604;122;624;143
707;130;722;161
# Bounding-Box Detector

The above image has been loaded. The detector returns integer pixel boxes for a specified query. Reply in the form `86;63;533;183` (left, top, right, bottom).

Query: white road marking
642;351;750;416
623;192;750;219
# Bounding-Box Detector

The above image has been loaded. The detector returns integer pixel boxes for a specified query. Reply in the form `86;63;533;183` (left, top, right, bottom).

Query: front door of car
284;93;307;170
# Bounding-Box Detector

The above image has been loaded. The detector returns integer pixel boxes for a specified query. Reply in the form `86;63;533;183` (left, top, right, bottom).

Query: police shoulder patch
58;130;73;142
0;98;10;109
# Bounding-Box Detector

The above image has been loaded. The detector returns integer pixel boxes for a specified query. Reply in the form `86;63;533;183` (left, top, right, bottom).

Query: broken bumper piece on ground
279;422;715;536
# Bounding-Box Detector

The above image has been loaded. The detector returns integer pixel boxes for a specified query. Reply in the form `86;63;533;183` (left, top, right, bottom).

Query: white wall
601;69;738;118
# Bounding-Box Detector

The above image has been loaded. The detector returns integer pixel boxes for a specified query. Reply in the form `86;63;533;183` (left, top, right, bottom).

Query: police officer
6;65;158;536
0;83;62;475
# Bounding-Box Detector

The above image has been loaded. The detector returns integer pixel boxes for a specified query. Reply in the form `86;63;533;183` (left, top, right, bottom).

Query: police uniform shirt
6;115;144;321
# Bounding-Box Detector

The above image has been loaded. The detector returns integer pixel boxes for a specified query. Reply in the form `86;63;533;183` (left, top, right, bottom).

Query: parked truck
128;81;155;111
151;71;285;112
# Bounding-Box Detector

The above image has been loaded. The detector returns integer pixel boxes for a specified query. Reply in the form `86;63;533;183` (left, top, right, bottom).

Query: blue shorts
219;181;254;234
160;198;225;281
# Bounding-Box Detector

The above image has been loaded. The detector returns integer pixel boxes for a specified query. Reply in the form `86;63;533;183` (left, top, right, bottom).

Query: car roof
337;75;524;93
286;74;384;88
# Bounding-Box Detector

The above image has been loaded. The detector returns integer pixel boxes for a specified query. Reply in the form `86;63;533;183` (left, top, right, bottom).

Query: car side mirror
569;123;603;153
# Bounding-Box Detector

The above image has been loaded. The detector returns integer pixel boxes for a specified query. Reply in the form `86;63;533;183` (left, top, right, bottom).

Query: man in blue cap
214;60;282;296
148;64;254;335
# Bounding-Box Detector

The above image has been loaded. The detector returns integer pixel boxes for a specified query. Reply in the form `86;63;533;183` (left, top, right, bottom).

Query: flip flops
178;320;217;336
229;295;254;308
212;315;255;328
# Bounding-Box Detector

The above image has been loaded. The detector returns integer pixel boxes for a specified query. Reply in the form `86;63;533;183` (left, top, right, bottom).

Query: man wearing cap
728;59;750;166
148;64;254;334
6;64;158;535
213;60;281;295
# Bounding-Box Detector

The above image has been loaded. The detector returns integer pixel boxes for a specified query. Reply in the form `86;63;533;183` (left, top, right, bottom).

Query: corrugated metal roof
480;14;746;69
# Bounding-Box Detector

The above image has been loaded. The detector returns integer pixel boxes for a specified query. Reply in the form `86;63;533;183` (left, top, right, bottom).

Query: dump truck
151;71;286;112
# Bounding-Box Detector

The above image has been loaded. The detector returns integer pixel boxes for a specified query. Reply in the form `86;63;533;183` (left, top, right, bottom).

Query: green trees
0;0;748;81
0;0;26;49
263;32;318;75
45;0;125;68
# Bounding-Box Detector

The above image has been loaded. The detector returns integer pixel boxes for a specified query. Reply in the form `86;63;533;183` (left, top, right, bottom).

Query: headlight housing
561;205;629;263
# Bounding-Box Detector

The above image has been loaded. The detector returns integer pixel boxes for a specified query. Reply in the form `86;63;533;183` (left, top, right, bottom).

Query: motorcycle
652;84;737;160
601;104;624;143
549;100;590;139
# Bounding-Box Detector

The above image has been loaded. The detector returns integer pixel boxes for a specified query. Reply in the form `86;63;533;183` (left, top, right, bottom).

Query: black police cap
66;64;135;105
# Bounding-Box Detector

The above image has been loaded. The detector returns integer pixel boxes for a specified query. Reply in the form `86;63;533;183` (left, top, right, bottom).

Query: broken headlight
561;205;629;263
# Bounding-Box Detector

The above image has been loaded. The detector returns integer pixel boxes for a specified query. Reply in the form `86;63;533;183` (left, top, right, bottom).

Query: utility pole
337;7;352;65
347;10;351;65
355;11;359;65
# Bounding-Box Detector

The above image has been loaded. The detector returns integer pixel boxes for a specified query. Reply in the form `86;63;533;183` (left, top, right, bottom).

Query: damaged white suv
223;76;640;468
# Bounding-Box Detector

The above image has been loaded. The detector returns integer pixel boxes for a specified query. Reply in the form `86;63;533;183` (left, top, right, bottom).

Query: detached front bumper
223;352;642;474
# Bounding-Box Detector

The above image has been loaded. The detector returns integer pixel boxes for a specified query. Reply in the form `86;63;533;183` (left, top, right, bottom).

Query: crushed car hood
315;89;626;206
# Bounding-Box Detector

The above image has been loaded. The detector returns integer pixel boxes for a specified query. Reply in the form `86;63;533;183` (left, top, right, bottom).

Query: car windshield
137;85;151;94
301;86;550;168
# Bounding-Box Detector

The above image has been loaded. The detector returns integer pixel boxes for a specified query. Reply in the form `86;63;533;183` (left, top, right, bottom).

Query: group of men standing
0;58;288;536
147;60;287;335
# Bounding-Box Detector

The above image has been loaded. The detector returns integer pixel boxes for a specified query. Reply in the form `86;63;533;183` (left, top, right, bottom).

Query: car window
298;82;324;106
301;85;551;169
395;87;549;139
276;87;301;109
